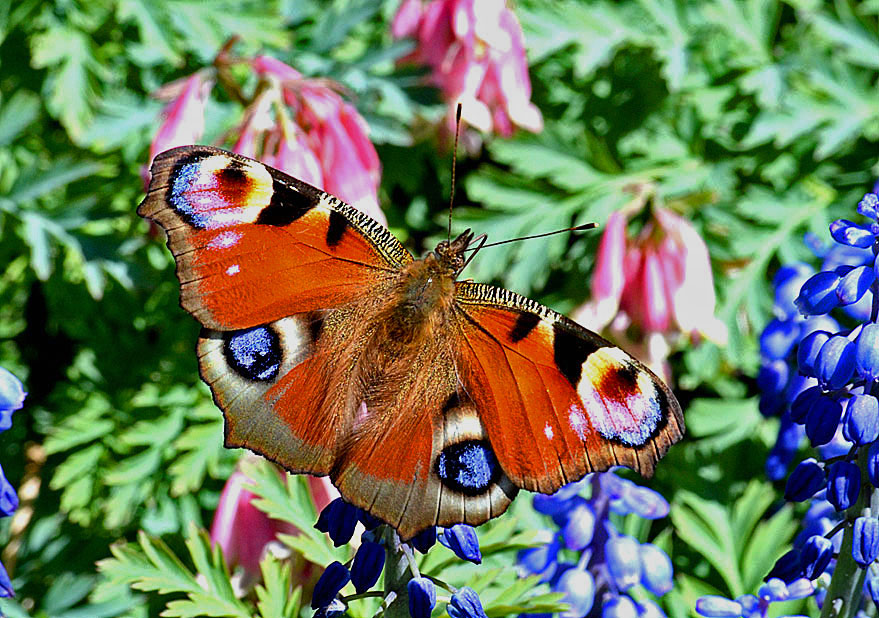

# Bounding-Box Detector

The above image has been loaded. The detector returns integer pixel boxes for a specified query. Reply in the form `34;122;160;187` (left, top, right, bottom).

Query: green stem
381;527;414;618
819;448;869;618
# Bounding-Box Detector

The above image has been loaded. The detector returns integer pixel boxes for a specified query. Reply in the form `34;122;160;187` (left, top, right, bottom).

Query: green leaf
255;555;300;618
0;90;40;146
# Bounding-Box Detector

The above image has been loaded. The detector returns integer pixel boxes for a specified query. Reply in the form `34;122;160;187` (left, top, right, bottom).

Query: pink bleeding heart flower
392;0;542;136
249;56;385;225
144;71;213;189
210;461;338;586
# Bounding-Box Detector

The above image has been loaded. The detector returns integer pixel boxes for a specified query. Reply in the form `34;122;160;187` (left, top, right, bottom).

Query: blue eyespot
168;159;212;229
436;440;499;495
223;326;281;382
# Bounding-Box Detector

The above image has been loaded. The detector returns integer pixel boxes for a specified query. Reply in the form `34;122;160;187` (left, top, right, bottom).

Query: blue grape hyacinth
751;187;879;613
517;470;674;617
0;367;25;598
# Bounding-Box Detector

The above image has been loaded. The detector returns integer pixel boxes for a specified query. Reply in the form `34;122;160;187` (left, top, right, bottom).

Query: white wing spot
208;230;242;250
568;404;588;440
226;264;240;276
544;423;554;440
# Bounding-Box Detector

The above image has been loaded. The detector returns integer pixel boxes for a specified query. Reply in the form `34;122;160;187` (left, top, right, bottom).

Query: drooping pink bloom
145;71;213;188
210;462;338;584
577;206;726;376
392;0;542;136
249;56;385;224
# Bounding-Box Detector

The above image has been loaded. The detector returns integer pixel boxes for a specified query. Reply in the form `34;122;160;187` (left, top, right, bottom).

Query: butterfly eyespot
435;440;501;496
222;326;282;382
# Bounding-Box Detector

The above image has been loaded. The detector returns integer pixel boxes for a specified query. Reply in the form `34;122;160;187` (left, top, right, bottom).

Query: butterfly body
139;145;684;538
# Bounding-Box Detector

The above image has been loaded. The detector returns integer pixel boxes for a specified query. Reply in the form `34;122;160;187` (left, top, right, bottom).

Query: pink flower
249;56;385;224
392;0;542;136
145;71;213;187
210;462;338;584
586;206;726;341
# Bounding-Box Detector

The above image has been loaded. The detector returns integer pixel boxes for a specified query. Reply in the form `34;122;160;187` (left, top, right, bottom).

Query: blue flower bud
827;461;861;511
440;524;482;564
448;587;488;618
797;331;832;378
815;335;856;390
0;367;25;432
830;219;875;248
856;324;879;383
315;498;360;547
766;548;802;583
602;595;638;618
868;568;879;605
853;516;879;568
795;271;841;316
0;560;13;598
409;527;436;553
837;265;875;304
407;576;436;618
843;394;879;445
695;596;743;617
790;386;822;423
517;537;560;581
555;567;595;618
774;263;815;318
869;442;879;486
606;535;641;590
785;578;814;600
639;543;673;595
351;541;385;593
785;458;824;502
0;463;18;517
760;319;800;360
800;535;833;579
358;510;383;530
758;578;787;602
618;485;670;519
858;192;879;219
311;561;351;609
561;501;595;550
805;396;843;447
756;360;789;396
736;594;759;616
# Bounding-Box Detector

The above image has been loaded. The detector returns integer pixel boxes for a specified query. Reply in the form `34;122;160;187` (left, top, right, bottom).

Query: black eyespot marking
510;312;540;343
442;392;461;413
552;323;600;387
223;326;282;382
435;440;500;496
326;210;349;247
307;312;325;345
257;178;317;226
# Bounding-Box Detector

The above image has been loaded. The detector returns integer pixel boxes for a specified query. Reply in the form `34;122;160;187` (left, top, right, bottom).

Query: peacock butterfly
138;145;684;539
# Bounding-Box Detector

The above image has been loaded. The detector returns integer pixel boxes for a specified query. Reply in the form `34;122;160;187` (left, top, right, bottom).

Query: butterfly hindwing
138;145;413;330
452;282;684;493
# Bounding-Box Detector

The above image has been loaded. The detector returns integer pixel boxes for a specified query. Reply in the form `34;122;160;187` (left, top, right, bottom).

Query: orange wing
452;282;684;494
138;146;412;330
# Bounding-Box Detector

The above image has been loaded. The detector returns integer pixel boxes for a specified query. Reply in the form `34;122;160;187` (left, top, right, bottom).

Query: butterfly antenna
458;232;488;274
448;103;463;244
464;223;597;251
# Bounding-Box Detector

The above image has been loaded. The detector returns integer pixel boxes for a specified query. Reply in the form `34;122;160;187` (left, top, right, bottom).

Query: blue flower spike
440;524;482;564
852;516;879;568
311;561;351;609
350;540;385;593
447;587;488;618
315;498;360;547
407;576;436;618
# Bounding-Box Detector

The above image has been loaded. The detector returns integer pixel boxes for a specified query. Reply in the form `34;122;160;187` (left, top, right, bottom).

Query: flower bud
830;219;875;248
774;263;814;318
785;458;824;502
0;367;25;432
448;587;488;618
407;576;436;618
790;386;822;424
843;394;879;445
760;319;800;360
800;535;833;579
858;192;879;219
837;265;875;304
695;596;742;617
805;396;843;447
561;501;595;550
440;524;482;564
639;543;674;595
852;516;879;568
556;567;595;618
826;460;861;511
757;360;789;396
797;331;832;378
311;561;350;609
606;535;641;590
409;527;436;553
795;271;841;315
602;595;638;618
315;498;360;547
856;323;879;383
815;335;856;390
351;541;385;593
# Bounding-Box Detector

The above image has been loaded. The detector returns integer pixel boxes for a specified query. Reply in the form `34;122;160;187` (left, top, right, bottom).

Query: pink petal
590;211;629;328
149;72;213;165
392;0;424;38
